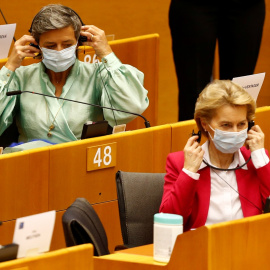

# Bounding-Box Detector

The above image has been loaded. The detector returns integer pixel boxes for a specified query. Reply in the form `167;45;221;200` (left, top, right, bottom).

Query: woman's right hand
183;136;204;173
5;35;40;71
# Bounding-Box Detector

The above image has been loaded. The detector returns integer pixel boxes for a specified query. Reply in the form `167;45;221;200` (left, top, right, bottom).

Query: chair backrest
62;198;110;256
116;170;165;248
0;119;19;148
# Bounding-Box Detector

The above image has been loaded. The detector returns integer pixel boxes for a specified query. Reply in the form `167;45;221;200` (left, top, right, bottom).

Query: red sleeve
241;147;270;206
159;152;199;222
256;149;270;205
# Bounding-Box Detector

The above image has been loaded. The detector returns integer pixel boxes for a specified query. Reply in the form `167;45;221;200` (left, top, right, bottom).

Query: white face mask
208;124;248;154
41;44;77;73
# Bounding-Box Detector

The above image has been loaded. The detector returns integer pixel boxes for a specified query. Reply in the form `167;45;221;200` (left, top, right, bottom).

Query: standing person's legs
218;0;265;80
169;1;218;121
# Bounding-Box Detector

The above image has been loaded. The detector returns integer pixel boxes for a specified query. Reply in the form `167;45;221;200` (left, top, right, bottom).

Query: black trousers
169;0;265;121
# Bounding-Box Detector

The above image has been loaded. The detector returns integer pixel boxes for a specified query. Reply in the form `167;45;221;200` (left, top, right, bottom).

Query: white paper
13;210;56;258
0;23;16;59
232;73;265;101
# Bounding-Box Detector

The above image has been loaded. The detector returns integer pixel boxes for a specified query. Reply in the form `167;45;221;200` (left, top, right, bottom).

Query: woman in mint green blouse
0;4;149;144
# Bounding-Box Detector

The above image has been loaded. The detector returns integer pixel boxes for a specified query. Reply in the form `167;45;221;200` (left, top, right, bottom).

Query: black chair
62;197;110;256
116;170;165;248
0;119;19;148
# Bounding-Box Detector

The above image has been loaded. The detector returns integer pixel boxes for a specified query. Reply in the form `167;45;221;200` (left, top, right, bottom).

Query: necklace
47;102;65;137
44;91;67;137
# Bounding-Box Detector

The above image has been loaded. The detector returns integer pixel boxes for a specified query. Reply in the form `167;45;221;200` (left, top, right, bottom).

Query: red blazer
159;147;270;232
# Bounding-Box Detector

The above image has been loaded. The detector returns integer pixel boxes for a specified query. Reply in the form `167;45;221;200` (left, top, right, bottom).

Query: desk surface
97;244;166;269
116;244;153;257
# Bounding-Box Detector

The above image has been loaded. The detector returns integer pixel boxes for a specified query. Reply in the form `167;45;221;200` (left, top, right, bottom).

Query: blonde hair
194;80;256;138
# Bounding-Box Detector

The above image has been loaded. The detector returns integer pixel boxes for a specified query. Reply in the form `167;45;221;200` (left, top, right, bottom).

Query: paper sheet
232;73;265;101
0;23;16;59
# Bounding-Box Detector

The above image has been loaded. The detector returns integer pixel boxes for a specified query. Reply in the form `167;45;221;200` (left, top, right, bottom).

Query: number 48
87;142;116;171
94;146;112;167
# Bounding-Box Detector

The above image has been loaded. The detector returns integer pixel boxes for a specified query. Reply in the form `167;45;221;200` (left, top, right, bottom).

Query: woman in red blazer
160;80;270;232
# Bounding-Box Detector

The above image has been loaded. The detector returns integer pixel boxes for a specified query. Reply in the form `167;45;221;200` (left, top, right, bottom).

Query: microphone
6;90;151;128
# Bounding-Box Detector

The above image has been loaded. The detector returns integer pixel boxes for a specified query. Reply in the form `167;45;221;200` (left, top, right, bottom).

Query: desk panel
0;244;93;270
94;214;270;270
0;148;49;221
93;201;123;253
0;220;15;246
48;125;171;211
170;119;198;153
50;201;122;254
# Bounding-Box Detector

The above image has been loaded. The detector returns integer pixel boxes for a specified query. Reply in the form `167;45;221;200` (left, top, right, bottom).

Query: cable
210;167;262;213
203;156;251;171
94;61;117;126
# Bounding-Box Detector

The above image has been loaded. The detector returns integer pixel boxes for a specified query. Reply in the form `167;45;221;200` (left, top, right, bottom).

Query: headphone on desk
28;6;87;45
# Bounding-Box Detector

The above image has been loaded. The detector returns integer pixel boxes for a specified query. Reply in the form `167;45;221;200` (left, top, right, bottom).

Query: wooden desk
0;244;93;270
116;244;153;257
94;214;270;270
0;124;171;253
1;106;270;256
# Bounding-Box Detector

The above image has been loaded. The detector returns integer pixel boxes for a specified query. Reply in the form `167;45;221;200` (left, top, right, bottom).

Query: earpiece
192;130;201;143
248;120;255;131
29;43;40;49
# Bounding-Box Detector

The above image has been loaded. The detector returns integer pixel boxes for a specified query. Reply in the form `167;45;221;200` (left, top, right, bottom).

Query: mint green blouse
0;53;149;144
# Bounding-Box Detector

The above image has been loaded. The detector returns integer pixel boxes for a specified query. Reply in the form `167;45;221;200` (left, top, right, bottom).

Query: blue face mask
41;44;77;73
208;124;248;154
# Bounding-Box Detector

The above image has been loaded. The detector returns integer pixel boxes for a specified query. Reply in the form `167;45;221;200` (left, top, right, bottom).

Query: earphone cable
203;156;251;171
211;168;262;213
94;61;117;126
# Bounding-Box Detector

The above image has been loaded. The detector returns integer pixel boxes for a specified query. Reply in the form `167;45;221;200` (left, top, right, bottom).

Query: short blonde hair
194;80;256;138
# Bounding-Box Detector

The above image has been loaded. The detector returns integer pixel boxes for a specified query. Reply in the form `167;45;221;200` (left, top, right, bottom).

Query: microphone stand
6;90;151;128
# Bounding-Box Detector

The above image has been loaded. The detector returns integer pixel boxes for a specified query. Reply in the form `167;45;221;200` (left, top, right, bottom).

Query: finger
82;25;102;33
186;135;199;147
247;131;264;140
24;44;40;53
249;124;261;133
80;31;95;42
253;125;263;133
14;46;37;60
81;25;100;36
15;35;36;46
17;45;40;55
193;145;203;155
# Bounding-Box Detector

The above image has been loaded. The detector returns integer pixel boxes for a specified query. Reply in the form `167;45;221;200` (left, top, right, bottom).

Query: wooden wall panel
48;125;171;211
0;148;49;221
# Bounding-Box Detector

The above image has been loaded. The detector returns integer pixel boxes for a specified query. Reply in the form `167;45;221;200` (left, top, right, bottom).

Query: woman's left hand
80;25;112;59
246;125;265;152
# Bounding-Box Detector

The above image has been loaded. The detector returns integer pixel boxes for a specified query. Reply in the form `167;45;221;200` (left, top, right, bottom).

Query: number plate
87;142;117;171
